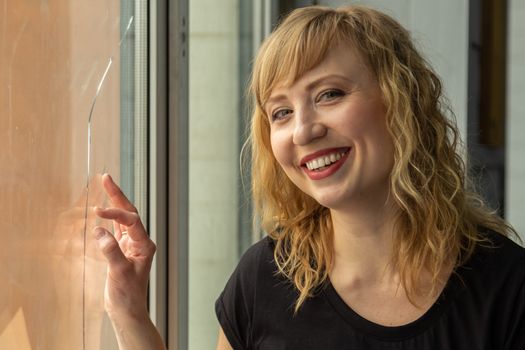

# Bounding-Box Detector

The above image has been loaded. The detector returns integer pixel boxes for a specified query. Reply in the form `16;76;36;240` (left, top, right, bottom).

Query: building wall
188;0;240;349
507;0;525;241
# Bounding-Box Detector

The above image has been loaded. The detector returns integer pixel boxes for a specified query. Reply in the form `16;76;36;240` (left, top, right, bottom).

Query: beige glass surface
0;1;122;348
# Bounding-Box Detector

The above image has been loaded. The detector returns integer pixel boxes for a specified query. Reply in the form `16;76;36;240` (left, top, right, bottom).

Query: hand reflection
50;173;111;348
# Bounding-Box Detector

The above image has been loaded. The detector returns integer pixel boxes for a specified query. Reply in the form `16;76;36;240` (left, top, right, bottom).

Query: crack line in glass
80;15;134;349
81;15;134;348
82;56;112;350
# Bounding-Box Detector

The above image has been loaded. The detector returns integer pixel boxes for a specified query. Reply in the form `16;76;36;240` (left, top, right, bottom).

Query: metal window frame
149;0;188;349
135;0;149;224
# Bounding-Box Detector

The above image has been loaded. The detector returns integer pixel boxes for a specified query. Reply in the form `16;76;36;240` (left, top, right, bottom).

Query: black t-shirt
215;230;525;349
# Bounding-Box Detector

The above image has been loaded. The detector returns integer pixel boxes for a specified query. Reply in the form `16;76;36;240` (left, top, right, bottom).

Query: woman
94;5;525;350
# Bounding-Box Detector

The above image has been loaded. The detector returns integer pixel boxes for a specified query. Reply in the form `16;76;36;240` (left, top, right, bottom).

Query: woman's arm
216;327;234;350
109;314;165;350
94;174;165;350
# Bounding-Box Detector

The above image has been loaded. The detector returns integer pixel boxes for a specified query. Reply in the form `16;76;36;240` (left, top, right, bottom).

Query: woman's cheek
270;131;290;168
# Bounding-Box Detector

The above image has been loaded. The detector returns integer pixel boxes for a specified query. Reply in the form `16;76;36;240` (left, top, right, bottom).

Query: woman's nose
292;107;327;145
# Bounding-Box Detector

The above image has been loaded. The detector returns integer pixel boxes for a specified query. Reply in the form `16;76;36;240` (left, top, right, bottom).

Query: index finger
94;207;148;242
102;173;137;213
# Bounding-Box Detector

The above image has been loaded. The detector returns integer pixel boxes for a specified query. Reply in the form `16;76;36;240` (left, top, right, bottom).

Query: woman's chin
308;192;348;211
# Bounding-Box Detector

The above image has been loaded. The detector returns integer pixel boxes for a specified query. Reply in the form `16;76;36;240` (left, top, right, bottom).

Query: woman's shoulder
218;236;278;301
474;228;525;271
457;228;525;299
215;236;283;349
455;228;525;348
235;235;276;274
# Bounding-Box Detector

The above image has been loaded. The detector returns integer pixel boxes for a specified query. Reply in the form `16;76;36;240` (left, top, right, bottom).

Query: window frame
148;0;189;349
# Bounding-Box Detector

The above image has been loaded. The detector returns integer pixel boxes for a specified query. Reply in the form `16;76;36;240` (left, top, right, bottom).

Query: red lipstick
301;147;351;180
300;147;350;166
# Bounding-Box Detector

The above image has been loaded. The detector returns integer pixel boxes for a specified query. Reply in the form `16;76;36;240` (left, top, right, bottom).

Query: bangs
252;8;348;110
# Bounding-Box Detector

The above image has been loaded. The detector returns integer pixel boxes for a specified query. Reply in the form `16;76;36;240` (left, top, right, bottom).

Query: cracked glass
0;1;143;349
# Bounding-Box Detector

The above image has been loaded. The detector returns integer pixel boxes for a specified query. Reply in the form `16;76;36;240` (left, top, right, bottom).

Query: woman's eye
317;89;344;102
272;108;292;121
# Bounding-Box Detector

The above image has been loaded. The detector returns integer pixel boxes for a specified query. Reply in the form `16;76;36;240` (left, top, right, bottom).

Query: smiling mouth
303;149;350;171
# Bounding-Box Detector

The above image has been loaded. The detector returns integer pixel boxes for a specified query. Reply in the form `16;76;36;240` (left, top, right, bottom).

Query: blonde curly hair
248;5;516;311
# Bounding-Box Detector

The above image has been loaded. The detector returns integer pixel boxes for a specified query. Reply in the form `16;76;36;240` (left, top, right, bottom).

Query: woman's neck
329;198;399;287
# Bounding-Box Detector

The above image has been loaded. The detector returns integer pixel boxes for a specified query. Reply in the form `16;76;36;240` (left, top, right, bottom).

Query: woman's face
265;44;395;211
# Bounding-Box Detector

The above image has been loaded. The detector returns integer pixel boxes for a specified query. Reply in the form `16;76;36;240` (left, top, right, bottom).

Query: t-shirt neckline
322;270;464;342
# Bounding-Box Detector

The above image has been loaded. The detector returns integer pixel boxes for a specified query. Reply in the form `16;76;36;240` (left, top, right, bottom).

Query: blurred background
0;0;523;349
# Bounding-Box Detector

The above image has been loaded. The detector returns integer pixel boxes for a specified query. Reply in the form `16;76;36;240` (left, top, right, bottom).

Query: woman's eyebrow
265;94;288;109
304;74;355;91
265;74;355;110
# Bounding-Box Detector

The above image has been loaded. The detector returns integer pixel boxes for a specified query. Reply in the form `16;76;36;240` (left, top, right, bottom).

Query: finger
93;227;129;268
101;173;136;212
113;220;123;241
94;207;147;241
95;207;140;227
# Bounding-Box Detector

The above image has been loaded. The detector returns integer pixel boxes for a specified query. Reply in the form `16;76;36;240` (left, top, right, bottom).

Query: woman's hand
94;174;164;349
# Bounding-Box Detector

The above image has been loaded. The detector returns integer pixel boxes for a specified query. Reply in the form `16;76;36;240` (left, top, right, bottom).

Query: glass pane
0;1;146;348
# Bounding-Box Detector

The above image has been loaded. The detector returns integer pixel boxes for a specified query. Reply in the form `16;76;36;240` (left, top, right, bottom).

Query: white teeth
305;150;347;171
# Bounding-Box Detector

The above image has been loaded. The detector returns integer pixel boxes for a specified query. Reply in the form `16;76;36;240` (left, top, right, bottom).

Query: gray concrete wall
188;0;240;348
507;0;525;242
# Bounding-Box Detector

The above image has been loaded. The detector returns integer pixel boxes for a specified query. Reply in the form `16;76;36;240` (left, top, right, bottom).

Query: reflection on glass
0;1;135;348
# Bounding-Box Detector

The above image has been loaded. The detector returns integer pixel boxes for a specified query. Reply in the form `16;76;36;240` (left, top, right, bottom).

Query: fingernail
94;227;106;240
